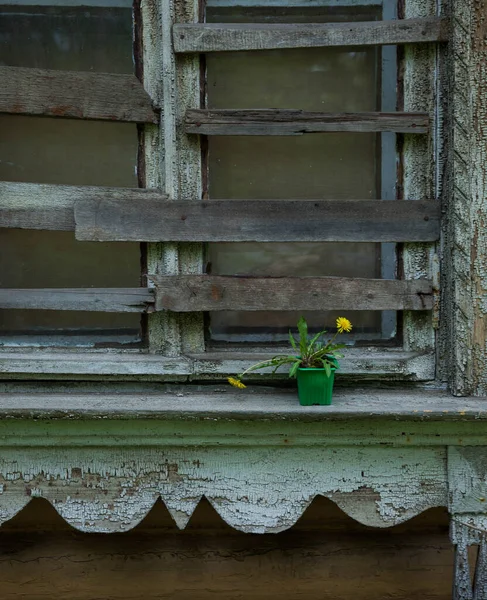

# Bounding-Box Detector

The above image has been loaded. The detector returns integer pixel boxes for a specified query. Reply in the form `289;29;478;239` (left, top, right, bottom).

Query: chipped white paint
141;0;204;356
0;446;446;533
445;0;487;395
449;447;487;599
402;0;438;357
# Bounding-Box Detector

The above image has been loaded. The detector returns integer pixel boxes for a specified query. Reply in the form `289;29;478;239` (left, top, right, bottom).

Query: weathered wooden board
152;275;434;311
0;388;485;426
0;503;454;600
185;109;429;135
0;289;155;312
0;66;158;123
0;182;166;231
0;349;435;381
74;198;440;242
173;17;449;53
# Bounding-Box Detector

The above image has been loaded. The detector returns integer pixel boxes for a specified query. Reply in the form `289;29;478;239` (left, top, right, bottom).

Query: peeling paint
0;446;447;533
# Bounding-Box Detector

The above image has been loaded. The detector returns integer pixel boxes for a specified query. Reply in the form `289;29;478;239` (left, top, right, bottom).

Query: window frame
0;0;453;388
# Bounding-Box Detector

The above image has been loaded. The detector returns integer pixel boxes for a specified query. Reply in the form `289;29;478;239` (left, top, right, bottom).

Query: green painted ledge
0;387;485;447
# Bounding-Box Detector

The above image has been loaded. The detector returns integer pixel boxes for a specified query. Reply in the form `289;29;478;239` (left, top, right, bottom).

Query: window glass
0;2;141;346
206;5;396;343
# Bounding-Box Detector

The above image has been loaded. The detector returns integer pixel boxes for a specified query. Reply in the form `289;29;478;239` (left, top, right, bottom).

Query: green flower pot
296;367;336;406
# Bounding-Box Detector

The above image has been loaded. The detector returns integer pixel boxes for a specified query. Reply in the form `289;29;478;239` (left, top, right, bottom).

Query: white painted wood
0;349;435;380
448;448;487;515
401;0;438;358
473;535;487;600
443;0;487;396
0;181;166;231
141;0;205;356
0;446;446;532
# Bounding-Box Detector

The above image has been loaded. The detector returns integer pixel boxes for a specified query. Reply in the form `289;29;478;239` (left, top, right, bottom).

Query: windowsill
0;386;486;421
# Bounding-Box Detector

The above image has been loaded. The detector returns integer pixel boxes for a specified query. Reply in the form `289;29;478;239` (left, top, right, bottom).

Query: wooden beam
185;110;429;135
74;198;440;243
0;66;158;123
151;275;434;311
0;289;155;312
0;182;167;231
173;17;449;53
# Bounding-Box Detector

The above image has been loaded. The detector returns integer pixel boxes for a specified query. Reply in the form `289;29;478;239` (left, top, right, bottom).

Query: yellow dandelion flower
228;377;246;389
336;317;352;334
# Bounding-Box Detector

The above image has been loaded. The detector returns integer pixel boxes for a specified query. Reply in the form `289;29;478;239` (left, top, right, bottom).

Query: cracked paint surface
0;446;447;533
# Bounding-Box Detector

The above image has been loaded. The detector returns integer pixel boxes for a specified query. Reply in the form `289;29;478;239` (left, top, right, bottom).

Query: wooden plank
0;509;453;599
173;17;449;53
184;110;429;135
74;198;440;243
0;289;155;312
151;275;433;311
0;66;158;123
0;350;434;380
0;182;167;231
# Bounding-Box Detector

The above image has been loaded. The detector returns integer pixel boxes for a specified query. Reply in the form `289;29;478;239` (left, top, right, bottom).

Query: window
0;0;142;347
205;1;397;343
0;0;459;390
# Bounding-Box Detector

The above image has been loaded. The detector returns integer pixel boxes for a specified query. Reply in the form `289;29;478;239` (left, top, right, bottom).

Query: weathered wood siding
152;275;434;311
173;18;448;53
0;66;158;123
444;0;487;395
74;198;440;243
185;109;429;135
0;499;453;600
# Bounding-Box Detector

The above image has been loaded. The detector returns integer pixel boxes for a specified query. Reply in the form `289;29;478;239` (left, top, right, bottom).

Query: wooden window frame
2;0;485;397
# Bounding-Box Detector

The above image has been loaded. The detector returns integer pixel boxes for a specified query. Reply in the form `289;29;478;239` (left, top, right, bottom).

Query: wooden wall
0;497;454;599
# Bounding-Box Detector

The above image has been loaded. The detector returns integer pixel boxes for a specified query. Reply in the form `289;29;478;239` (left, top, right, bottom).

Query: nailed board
0;182;167;231
0;289;155;312
74;198;440;242
173;17;449;53
151;275;434;311
185;109;429;135
0;66;158;123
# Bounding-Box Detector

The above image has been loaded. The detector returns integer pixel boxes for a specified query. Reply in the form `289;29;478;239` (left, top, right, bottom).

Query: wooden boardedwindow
0;0;447;384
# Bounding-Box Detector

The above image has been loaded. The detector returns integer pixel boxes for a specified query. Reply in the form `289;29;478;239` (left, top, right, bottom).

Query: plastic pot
296;367;335;406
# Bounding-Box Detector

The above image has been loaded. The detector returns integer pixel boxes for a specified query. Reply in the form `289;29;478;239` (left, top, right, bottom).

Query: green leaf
288;330;298;353
324;362;332;378
297;316;308;357
308;330;326;351
289;361;300;379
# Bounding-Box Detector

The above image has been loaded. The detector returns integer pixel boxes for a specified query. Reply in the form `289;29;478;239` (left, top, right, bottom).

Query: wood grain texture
185;109;429;135
400;0;438;365
0;289;155;312
0;66;158;123
473;536;487;600
173;17;449;53
151;275;434;311
445;0;487;396
0;388;484;425
0;349;435;381
74;198;440;242
0;501;453;600
0;181;166;231
140;0;206;356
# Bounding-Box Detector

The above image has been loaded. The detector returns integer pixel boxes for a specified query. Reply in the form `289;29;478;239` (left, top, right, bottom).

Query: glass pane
206;5;395;343
0;2;141;345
